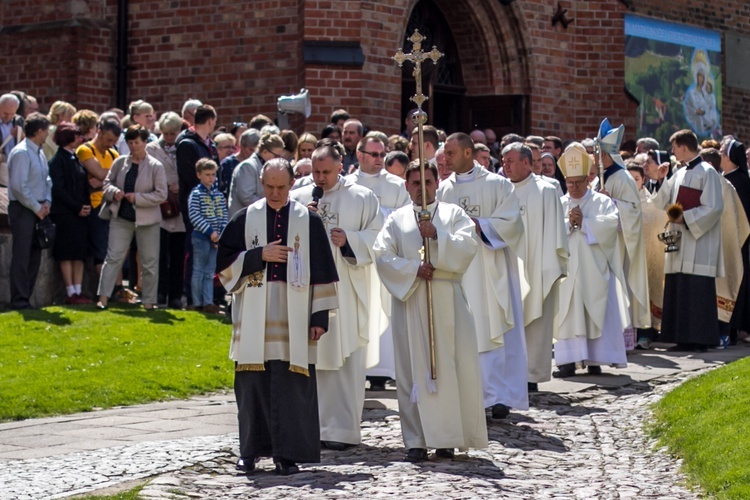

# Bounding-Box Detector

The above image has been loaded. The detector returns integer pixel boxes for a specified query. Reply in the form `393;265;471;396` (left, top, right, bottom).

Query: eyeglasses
359;149;387;159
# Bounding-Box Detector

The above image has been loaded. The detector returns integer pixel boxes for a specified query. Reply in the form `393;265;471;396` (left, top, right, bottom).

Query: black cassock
725;169;750;334
217;202;338;464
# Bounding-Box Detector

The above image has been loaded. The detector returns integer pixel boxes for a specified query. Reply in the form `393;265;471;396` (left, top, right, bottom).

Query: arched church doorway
400;0;465;135
401;0;530;137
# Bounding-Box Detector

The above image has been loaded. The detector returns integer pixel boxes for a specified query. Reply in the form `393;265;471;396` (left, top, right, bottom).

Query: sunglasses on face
359;149;387;159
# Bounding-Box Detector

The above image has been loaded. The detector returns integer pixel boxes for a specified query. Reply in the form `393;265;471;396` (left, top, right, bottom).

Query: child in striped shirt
188;158;228;313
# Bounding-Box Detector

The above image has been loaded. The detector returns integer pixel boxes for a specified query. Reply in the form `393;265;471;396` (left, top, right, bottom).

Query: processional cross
393;30;443;380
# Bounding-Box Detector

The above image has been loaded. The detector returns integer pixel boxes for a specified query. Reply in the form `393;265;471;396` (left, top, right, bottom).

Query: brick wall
1;0;749;143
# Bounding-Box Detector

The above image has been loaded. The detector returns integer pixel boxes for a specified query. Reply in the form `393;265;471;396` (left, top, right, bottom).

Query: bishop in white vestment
502;142;568;386
375;162;487;461
291;144;384;448
437;133;526;418
553;144;629;377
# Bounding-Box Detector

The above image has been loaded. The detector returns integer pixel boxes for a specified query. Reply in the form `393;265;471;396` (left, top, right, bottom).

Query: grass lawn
650;357;750;499
0;304;233;422
72;484;144;500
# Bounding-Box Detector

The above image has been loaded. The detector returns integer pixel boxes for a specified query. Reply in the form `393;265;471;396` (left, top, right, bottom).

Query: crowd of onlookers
3;88;750;353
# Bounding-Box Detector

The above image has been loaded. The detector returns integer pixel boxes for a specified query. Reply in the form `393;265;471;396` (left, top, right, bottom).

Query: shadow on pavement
488;418;569;452
241;468;376;490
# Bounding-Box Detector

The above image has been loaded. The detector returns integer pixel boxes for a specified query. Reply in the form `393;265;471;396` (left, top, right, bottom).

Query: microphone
312;186;324;206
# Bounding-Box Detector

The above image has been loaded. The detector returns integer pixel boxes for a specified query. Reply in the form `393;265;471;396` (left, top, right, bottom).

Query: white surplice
374;201;487;450
346;169;410;379
291;177;383;444
604;167;651;329
556;190;629;367
512;173;568;383
651;160;724;278
437;167;528;410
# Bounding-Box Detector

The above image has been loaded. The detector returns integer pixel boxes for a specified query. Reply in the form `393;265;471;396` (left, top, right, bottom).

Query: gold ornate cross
392;30;443;113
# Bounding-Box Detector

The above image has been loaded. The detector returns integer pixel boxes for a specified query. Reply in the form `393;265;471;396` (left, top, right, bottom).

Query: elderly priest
217;158;339;475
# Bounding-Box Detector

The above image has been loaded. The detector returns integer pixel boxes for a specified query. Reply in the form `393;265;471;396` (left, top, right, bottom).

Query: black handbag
34;217;57;249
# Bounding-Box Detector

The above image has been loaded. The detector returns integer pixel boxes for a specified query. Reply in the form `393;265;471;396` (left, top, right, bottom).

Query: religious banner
625;15;722;144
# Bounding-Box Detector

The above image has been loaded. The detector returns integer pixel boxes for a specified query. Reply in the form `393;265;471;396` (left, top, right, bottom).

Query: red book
676;185;702;211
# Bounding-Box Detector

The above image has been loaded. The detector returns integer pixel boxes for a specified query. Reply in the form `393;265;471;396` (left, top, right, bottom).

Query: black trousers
8;201;42;308
158;228;185;303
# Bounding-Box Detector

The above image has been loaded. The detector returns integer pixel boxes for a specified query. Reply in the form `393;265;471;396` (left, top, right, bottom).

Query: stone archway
400;0;532;135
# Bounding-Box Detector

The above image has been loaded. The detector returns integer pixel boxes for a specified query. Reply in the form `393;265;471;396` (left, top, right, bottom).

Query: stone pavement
1;344;748;499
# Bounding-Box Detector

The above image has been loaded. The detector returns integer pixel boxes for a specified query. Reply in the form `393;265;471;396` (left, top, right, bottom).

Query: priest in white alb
291;140;384;450
375;161;487;462
502;142;568;390
437;132;527;420
345;135;410;390
216;158;339;475
554;143;629;377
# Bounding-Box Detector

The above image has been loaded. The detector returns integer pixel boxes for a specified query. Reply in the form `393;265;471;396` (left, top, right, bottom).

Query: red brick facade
2;0;749;142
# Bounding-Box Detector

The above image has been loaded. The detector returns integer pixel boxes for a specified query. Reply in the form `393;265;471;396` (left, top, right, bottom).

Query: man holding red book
652;129;724;351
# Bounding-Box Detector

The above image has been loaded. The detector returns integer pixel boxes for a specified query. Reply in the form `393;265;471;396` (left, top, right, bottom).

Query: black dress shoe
405;448;428;462
587;365;602;375
435;448;454;459
367;376;389;391
322;440;353;451
274;459;300;475
527;382;539;392
667;343;692;352
236;457;256;472
552;363;576;378
491;403;510;419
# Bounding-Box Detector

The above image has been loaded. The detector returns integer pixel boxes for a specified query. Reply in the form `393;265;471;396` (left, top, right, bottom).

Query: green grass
71;484;145;499
651;357;750;499
0;304;233;421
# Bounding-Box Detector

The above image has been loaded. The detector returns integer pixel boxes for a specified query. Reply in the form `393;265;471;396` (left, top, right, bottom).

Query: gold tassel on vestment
717;296;736;313
236;363;266;372
289;364;310;377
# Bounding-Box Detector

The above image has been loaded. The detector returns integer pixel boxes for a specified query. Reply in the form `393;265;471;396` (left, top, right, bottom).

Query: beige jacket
146;140;185;233
102;153;168;226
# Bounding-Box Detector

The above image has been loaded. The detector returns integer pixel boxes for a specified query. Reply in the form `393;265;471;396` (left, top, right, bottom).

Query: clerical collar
569;188;592;203
686;156;702;170
603;163;623;185
512;172;533;186
723;167;739;176
359;170;381;179
269;200;290;213
412;200;438;213
455;167;476;184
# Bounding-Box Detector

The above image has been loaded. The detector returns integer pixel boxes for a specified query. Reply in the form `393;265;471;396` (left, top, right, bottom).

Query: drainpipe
116;0;128;109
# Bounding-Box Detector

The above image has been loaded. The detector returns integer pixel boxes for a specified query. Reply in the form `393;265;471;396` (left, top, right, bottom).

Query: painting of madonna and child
625;14;722;146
